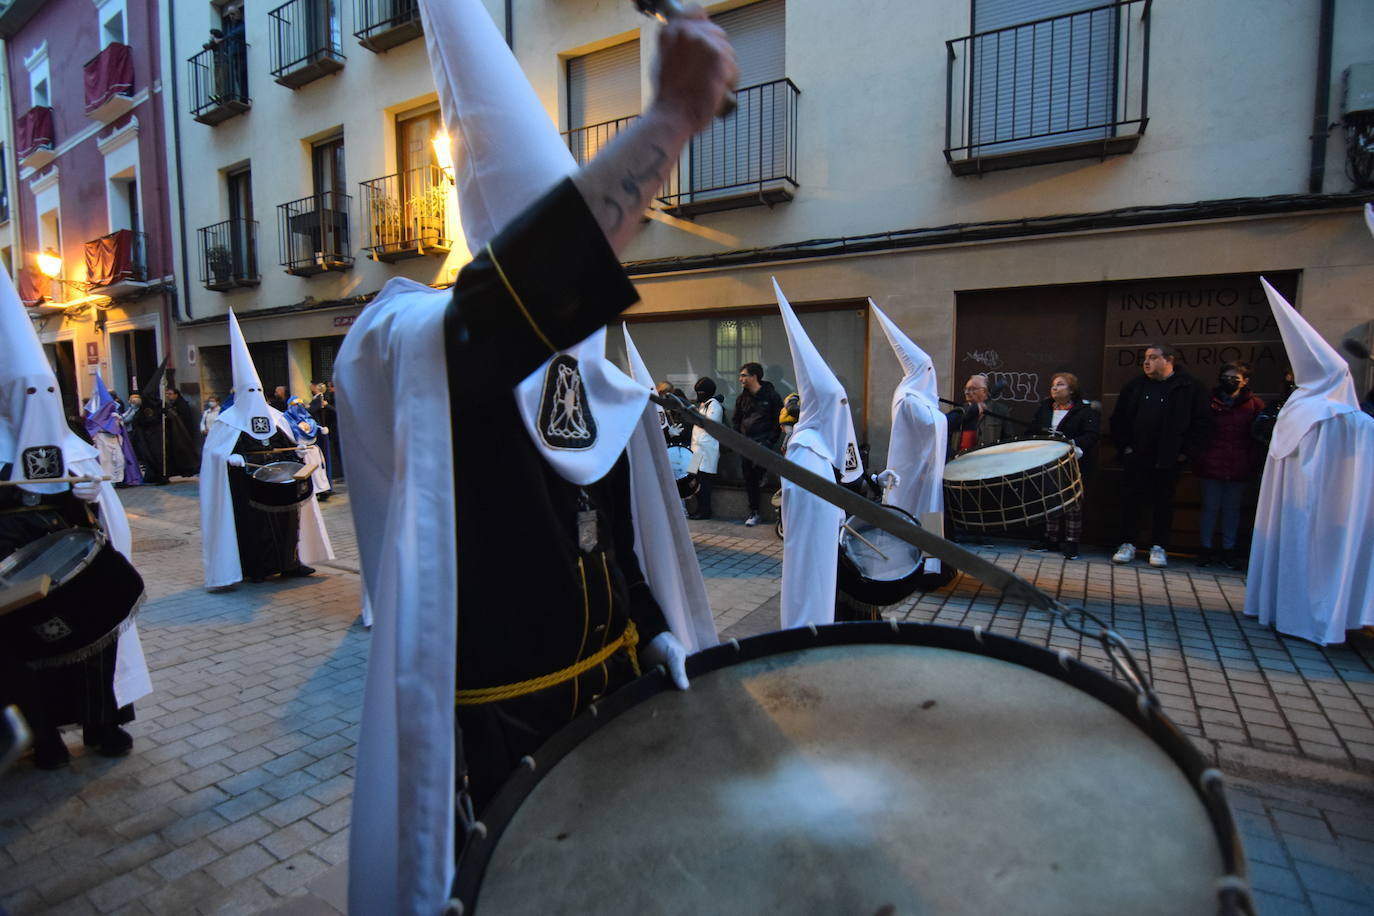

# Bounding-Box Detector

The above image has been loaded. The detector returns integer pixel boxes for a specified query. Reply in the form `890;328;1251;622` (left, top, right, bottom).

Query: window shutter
715;0;785;90
567;40;641;130
969;0;1116;153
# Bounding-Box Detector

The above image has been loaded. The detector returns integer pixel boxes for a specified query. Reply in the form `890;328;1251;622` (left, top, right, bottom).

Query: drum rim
942;437;1073;481
452;622;1251;914
250;461;308;483
837;504;925;606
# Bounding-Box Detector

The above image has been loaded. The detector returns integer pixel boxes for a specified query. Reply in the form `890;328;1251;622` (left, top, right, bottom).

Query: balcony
278;191;353;275
564;115;637;168
84;229;149;298
16;106;56;170
188;40;251;125
657;78;800;217
198;218;261;290
354;0;421;53
944;0;1150;177
359;165;452;262
83;42;135;123
269;0;345;89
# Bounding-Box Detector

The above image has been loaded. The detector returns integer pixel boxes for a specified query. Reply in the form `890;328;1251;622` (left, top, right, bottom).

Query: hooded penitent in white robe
871;303;947;575
775;278;863;630
341;1;714;910
1243;276;1374;644
0;265;150;707
199;310;332;589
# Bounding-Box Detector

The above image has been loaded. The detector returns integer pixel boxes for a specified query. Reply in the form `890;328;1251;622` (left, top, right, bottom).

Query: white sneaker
744;512;761;527
1112;543;1136;564
1149;545;1168;568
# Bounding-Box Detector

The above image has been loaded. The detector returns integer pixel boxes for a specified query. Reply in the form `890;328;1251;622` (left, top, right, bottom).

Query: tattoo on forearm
593;143;671;235
600;195;626;232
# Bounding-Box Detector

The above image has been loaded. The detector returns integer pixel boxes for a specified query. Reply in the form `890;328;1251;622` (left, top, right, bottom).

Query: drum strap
454;620;640;706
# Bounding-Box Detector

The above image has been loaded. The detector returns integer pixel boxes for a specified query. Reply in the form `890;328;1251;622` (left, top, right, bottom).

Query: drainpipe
0;39;23;269
1308;0;1335;193
505;0;512;48
166;0;193;318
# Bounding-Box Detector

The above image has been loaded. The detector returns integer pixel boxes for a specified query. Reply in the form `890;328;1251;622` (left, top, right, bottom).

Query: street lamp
432;131;455;184
36;247;62;279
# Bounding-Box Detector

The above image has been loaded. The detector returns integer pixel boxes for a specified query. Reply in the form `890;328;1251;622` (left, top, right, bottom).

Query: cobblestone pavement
1;481;1371;914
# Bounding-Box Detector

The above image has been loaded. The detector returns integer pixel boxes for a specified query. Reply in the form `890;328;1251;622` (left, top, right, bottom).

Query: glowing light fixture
37;248;62;278
432;131;456;184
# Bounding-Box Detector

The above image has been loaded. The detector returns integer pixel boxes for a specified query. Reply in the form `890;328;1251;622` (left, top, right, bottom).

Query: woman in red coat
1195;361;1265;569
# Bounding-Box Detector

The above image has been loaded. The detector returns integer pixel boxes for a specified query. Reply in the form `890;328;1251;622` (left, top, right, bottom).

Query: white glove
667;424;684;437
1073;445;1084;460
641;631;689;690
226;454;246;468
71;479;101;503
319;426;329;435
873;469;901;490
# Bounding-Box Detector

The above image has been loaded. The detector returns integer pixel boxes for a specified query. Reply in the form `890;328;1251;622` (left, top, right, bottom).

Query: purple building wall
5;0;172;322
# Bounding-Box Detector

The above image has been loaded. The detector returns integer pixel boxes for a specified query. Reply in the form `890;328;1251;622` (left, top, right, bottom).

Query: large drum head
472;636;1231;915
837;507;925;606
251;461;308;484
0;529;101;589
942;439;1071;481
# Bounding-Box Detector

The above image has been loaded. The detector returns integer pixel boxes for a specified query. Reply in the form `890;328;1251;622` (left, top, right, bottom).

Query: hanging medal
576;487;599;554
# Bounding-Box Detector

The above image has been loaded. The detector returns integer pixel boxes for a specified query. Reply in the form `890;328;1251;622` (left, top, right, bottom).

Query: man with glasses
946;374;1005;457
732;362;783;526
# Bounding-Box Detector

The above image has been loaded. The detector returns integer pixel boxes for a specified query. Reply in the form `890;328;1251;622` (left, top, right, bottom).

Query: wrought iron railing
198;218;261;290
563;115;638;167
188;39;251;124
277;191;353;274
944;0;1150;175
269;0;345;88
353;0;422;52
359;165;451;259
658;78;800;212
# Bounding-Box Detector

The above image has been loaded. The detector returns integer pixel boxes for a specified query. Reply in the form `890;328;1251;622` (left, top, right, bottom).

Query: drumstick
292;462;319;481
0;576;52;616
843;524;890;561
0;475;112;487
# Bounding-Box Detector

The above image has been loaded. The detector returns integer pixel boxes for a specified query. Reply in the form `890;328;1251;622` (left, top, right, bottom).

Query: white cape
780;444;846;629
1244;409;1374;644
198;408;333;589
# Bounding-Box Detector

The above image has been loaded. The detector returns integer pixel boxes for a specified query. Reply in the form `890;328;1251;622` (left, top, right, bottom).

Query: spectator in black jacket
1028;372;1100;559
731;361;783;526
1109;344;1211;569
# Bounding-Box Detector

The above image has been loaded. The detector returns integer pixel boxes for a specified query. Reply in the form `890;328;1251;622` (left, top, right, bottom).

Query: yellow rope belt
455;620;640;706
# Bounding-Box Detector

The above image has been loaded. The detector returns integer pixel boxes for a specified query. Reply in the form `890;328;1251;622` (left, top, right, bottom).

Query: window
95;0;128;48
565;40;640;164
714;318;762;378
313;135;346;199
227;166;256;276
26;44;50;108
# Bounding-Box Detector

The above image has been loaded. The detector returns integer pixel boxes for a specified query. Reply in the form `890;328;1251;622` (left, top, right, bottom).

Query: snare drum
0;529;144;669
943;438;1083;532
666;445;696;499
247;461;314;512
455;624;1250;915
836;505;925;606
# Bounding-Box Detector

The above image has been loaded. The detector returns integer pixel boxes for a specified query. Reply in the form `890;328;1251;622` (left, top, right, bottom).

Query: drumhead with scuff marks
943;438;1072;481
476;643;1226;915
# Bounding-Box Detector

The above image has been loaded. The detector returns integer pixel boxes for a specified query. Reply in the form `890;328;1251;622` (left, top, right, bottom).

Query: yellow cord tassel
456;621;639;706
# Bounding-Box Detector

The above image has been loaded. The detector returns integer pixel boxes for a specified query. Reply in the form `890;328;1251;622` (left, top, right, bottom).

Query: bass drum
0;528;144;668
836;504;925;607
454;624;1252;916
943;438;1083;533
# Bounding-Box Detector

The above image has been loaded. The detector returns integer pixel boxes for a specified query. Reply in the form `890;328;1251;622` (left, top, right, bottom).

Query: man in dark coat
1109;343;1211;568
731;361;783;526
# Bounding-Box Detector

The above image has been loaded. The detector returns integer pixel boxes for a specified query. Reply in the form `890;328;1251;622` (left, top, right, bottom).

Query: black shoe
687;512;712;520
283;565;316;578
1222;550;1245;571
1195;549;1215;568
316;493;331;502
84;725;133;758
33;731;70;770
1029;537;1057;552
1062;541;1079;560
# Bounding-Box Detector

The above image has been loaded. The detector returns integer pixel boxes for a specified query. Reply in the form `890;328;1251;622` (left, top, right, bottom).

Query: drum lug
443;898;465;915
727;638;741;653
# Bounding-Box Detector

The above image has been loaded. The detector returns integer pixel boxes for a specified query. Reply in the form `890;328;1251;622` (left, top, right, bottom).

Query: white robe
93;431;126;484
780;442;845;629
689;398;723;474
884;392;947;574
198;410;333;589
1244;412;1374;645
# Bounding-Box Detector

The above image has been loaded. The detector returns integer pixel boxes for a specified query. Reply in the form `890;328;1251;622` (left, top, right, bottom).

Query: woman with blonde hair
1029;372;1100;559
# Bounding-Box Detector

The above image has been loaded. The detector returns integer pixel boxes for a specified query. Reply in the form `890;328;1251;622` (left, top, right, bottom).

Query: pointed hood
774;277;862;482
417;0;645;485
1261;277;1359;459
215;309;280;439
85;373;123;439
871;301;938;406
1365;202;1374;242
0;264;97;492
622;323;668;429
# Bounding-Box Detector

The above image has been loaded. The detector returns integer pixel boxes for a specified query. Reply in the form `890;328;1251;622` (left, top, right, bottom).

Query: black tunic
445;179;669;811
225;430;304;579
0;470;136;735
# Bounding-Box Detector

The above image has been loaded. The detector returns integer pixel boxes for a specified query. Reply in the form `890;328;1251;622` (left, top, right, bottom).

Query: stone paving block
149;836;221;882
304;774;353;807
162;809;230;847
261;795;323;829
169;785;230;818
1246;859;1306;900
141;869;224;916
207;813;274;854
306;798;352;834
206;842;277;888
1307;892;1374;916
258;851;330;896
261;769;321;802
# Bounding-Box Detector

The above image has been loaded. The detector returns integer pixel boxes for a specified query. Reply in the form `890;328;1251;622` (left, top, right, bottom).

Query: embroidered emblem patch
33;617;73;643
251;417;271;436
21;445;63;480
844;442;860;472
538;355;597;450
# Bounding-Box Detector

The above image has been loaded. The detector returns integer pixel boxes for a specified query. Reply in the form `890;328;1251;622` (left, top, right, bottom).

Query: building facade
1;0;176;419
165;0;477;405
